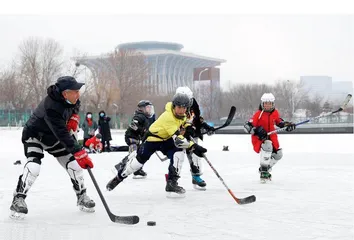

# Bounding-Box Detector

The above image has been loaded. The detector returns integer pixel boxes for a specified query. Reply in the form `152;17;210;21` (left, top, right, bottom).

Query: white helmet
176;86;193;106
261;93;275;111
176;86;193;98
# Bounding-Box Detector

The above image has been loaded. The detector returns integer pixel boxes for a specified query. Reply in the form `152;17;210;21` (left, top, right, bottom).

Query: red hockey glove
67;114;80;132
74;149;94;169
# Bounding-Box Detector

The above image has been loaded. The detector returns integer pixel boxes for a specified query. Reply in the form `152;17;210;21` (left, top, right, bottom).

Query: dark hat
55;76;84;92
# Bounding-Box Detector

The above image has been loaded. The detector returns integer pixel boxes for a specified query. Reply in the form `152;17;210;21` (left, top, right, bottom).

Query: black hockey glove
285;122;296;132
184;125;196;140
190;143;207;157
254;126;267;141
279;121;296;132
202;122;215;136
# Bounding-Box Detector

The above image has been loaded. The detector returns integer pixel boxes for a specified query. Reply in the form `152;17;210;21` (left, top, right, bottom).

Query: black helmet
172;93;190;108
137;100;153;108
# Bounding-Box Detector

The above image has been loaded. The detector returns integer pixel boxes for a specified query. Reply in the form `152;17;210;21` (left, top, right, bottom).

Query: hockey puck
147;221;156;226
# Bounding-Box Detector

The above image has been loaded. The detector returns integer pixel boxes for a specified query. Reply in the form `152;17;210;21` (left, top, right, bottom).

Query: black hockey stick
202;106;236;135
268;93;352;135
87;168;139;224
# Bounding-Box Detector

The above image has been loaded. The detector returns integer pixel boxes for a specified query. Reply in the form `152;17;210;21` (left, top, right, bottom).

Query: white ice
0;129;353;240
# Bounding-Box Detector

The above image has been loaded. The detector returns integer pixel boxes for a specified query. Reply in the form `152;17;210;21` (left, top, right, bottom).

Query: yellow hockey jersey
146;102;187;142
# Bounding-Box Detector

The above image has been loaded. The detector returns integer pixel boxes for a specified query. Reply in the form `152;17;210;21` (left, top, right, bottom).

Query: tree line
0;37;349;126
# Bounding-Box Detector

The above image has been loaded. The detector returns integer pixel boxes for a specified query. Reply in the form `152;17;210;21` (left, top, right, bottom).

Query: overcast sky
0;14;352;88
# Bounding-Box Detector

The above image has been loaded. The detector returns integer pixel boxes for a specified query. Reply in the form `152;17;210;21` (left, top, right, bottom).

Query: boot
192;175;207;190
165;179;186;198
133;168;147;179
10;193;28;214
77;190;95;212
259;166;272;183
106;176;124;191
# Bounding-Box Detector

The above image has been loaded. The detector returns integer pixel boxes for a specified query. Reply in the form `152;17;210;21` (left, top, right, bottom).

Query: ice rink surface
0;129;353;240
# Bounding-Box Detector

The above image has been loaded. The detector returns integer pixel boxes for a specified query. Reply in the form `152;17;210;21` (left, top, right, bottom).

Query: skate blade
166;192;186;198
193;184;206;191
260;178;271;184
79;206;95;213
132;175;147;179
9;211;26;220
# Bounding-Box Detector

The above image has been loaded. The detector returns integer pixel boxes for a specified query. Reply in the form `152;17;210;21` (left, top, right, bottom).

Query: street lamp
198;68;208;99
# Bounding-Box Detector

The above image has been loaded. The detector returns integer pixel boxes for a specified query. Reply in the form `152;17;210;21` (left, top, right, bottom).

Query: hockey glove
190;143;207;157
67;114;80;132
243;121;254;134
174;135;193;149
278;121;296;132
202;122;215;136
254;126;267;141
285;122;296;132
74;149;94;169
184;125;196;139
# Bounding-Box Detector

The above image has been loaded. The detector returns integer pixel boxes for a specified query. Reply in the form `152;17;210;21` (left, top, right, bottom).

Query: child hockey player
173;86;215;190
106;92;207;197
123;100;155;179
243;93;296;182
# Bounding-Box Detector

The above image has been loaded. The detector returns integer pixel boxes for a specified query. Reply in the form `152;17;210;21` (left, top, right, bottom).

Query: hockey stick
87;168;140;224
155;151;169;162
268;93;352;135
201;153;256;205
190;139;256;205
204;106;236;134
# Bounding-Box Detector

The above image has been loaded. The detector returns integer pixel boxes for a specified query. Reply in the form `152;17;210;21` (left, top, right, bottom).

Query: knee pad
121;151;143;178
19;160;41;194
187;152;203;176
67;160;85;193
260;140;273;166
171;150;185;176
271;148;283;161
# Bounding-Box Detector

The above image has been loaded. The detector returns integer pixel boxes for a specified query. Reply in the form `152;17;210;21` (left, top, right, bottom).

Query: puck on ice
147;221;156;226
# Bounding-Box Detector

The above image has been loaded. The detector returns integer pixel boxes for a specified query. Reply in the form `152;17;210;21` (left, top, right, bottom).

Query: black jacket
98;111;112;141
22;85;81;154
125;110;151;141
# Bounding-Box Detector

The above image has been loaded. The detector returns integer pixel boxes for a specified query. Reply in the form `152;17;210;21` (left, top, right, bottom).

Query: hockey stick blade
333;93;352;113
236;195;256;205
203;106;236;135
216;106;236;131
87;168;140;225
112;215;140;224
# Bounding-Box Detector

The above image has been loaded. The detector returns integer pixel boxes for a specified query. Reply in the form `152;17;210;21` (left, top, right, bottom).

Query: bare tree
0;65;33;110
83;49;151;119
18;37;64;103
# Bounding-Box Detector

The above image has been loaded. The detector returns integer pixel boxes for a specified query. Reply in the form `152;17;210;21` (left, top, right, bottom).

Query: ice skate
106;175;124;191
9;193;28;220
192;175;206;191
132;168;147;179
77;190;95;212
259;166;272;183
165;179;186;198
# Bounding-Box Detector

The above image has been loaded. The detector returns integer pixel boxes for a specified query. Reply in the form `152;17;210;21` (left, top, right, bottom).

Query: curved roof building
76;41;226;94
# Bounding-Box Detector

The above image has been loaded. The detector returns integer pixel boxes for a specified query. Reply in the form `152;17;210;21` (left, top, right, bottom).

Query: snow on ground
0;129;353;240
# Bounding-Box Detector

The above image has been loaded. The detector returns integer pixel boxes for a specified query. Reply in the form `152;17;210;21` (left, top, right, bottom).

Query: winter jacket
22;85;82;154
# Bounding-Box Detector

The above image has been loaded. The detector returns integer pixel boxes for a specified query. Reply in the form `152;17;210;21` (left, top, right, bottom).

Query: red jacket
85;136;102;150
250;108;283;153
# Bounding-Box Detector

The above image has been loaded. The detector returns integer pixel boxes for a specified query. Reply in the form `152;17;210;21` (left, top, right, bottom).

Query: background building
300;76;352;102
77;41;226;95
